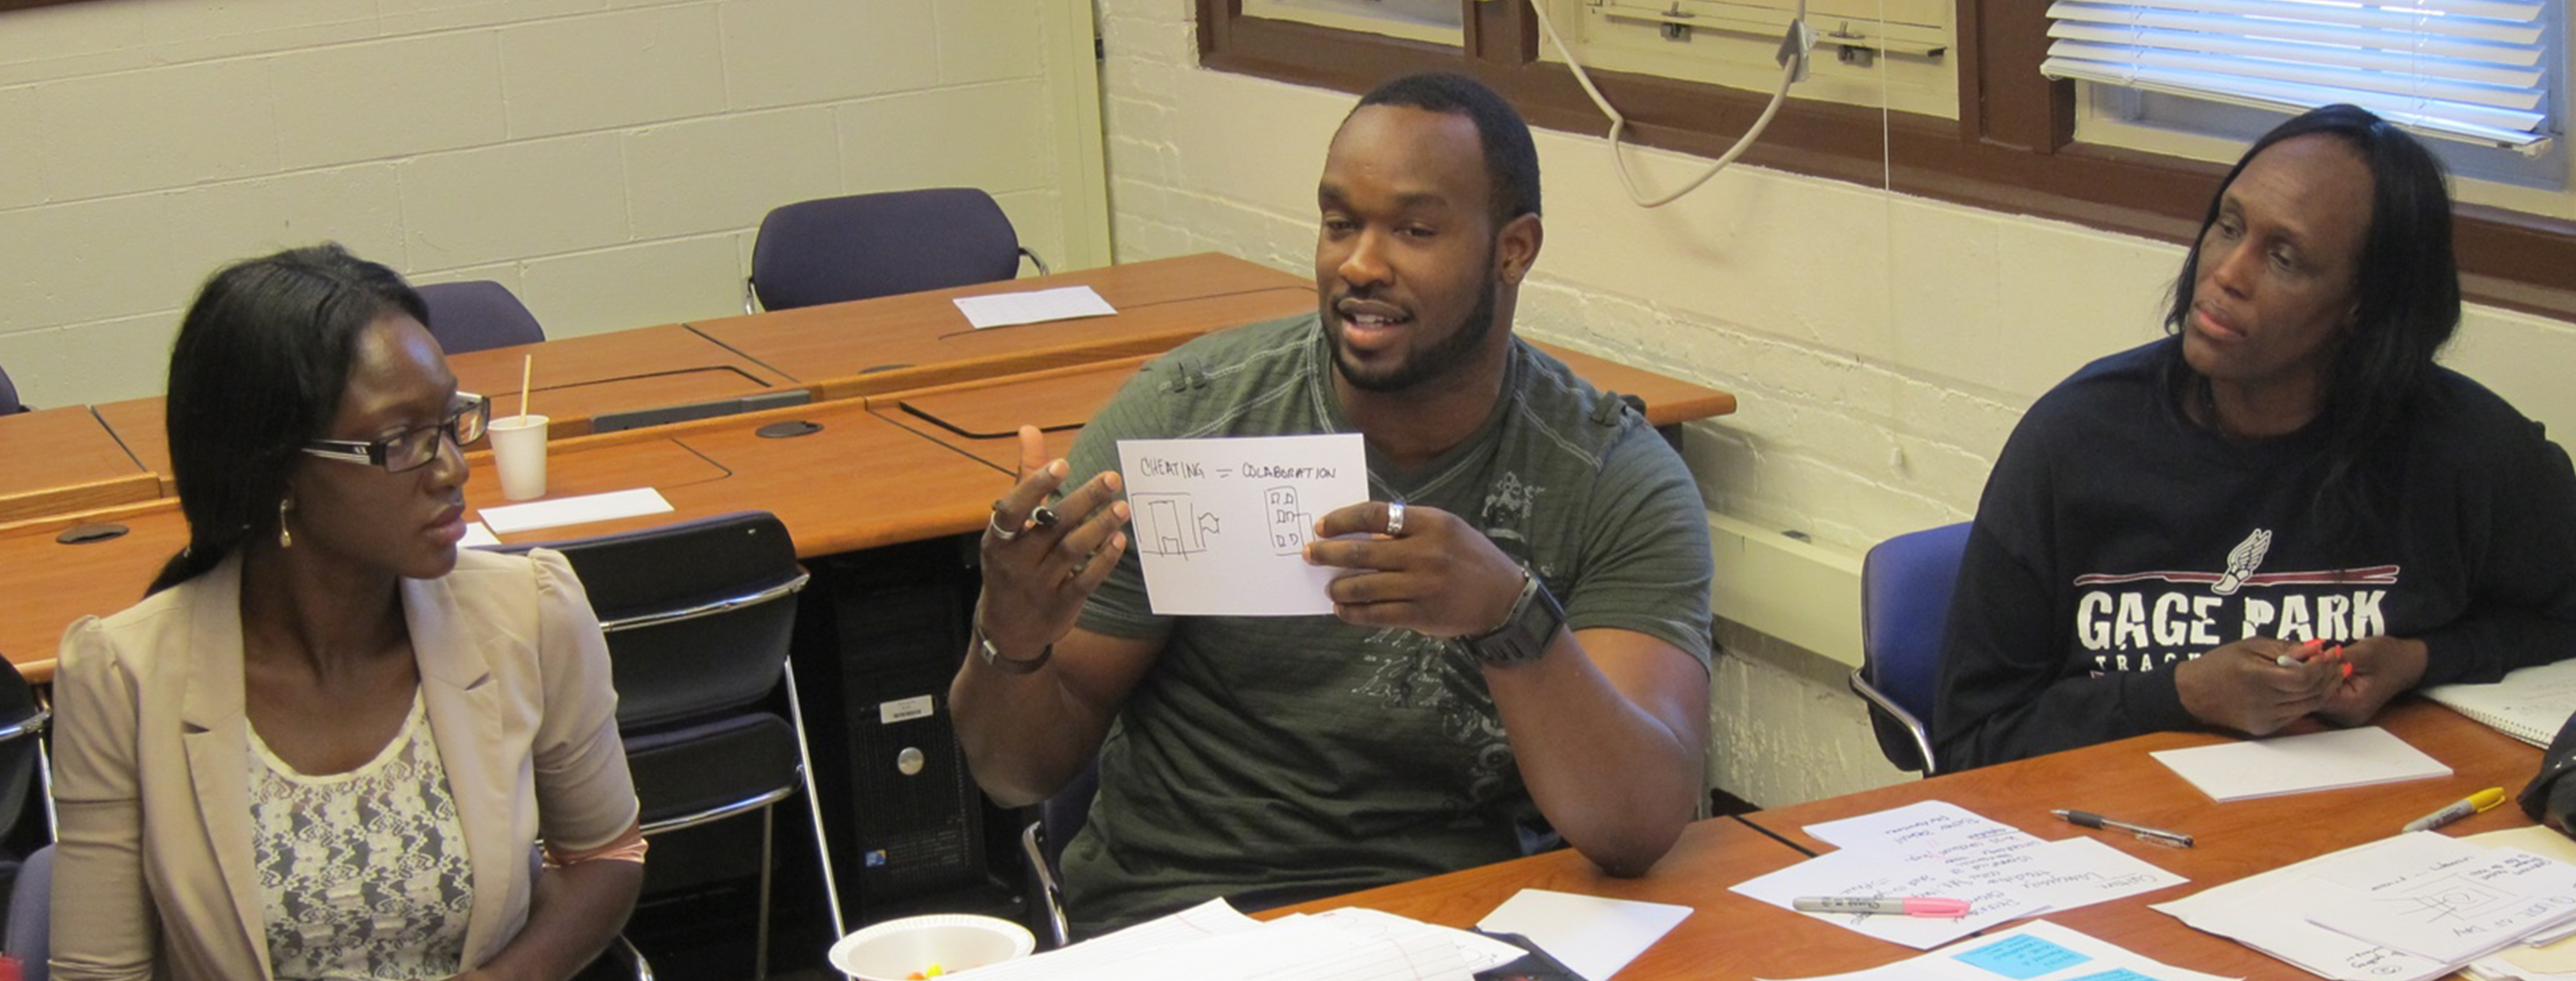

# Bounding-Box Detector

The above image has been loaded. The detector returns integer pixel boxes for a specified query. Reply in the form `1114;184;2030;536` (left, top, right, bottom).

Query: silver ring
987;511;1022;542
1030;505;1060;530
1385;501;1406;537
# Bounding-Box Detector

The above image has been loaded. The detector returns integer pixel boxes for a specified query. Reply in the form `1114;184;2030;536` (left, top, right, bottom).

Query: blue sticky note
1952;934;2092;979
2064;971;2158;981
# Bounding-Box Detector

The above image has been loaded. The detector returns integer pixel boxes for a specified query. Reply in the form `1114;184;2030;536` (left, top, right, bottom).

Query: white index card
1117;434;1369;616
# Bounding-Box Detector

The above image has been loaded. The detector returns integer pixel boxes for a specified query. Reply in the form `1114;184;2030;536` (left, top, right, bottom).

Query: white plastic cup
488;414;550;501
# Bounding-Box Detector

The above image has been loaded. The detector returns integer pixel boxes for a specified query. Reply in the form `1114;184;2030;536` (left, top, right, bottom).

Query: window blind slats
2048;7;2542;61
2043;0;2555;148
2045;58;2548;136
2048;29;2544;93
2051;0;2544;44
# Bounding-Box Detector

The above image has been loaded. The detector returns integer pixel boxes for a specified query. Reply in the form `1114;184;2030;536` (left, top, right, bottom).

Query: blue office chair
745;188;1046;313
0;363;24;415
1019;761;1098;948
417;280;546;354
1848;522;1973;776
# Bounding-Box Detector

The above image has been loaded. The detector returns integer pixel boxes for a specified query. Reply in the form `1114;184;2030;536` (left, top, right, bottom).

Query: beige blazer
50;548;638;981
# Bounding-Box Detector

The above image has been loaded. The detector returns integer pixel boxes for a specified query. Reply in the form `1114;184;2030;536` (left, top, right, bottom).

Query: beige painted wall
0;0;1110;409
1093;0;2576;804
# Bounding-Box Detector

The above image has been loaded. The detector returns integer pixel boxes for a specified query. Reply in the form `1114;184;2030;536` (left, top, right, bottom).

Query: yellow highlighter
2402;787;2508;833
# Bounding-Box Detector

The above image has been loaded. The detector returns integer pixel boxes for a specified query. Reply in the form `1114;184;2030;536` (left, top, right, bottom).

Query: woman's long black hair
147;244;427;595
2163;104;2460;530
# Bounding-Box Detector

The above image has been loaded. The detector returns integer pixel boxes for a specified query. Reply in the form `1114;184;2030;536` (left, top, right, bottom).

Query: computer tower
794;536;1020;927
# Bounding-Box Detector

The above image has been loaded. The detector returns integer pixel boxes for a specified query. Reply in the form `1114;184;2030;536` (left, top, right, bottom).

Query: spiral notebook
2422;659;2576;748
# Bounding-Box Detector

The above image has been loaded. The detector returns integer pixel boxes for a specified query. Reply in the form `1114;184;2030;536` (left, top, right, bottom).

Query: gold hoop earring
278;497;294;549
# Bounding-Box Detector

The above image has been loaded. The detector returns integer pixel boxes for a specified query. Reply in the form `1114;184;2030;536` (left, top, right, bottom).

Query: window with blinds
2041;1;2555;152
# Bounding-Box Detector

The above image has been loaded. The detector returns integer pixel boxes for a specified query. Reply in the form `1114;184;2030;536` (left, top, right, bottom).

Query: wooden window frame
1199;0;2576;319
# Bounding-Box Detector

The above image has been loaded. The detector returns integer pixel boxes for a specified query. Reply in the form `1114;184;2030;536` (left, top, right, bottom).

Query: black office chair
507;512;843;977
1847;522;1973;776
745;188;1046;313
0;655;66;977
417;280;547;354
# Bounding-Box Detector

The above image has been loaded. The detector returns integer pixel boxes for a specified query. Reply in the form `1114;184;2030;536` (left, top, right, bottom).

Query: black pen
2052;808;2194;848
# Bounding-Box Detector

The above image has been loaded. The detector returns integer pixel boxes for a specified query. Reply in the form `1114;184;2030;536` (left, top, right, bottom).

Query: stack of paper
2464;827;2576;981
2424;659;2576;748
2148;726;2451;802
951;899;1524;981
2155;832;2576;981
1730;801;2187;949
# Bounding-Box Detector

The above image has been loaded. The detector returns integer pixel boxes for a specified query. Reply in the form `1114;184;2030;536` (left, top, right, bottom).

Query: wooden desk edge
0;472;161;525
796;331;1199;403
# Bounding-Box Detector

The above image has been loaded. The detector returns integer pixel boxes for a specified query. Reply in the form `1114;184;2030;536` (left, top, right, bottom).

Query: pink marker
1793;896;1972;918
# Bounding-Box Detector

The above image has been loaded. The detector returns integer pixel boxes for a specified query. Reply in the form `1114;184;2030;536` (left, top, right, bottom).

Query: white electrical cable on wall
1530;0;1812;208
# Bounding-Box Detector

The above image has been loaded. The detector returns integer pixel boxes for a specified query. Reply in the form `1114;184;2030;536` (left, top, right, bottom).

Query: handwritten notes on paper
2306;833;2576;964
2147;726;2451;802
1730;801;2187;949
2154;832;2576;981
1757;920;2236;981
1117;434;1369;616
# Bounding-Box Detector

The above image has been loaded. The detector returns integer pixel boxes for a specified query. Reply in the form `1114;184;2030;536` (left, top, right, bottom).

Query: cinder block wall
1090;0;2576;805
0;0;1102;407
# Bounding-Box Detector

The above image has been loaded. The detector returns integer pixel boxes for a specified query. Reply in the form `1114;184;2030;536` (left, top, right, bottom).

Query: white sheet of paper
459;521;502;548
1117;434;1368;616
475;487;674;534
1739;801;2186;950
952;285;1118;329
2304;833;2576;964
2152;835;2454;981
1308;909;1527;973
1803;800;2047;855
2148;726;2452;802
953;898;1262;980
1730;843;2048;949
951;901;1473;981
1476;888;1691;981
1753;920;2241;981
2465;827;2576;977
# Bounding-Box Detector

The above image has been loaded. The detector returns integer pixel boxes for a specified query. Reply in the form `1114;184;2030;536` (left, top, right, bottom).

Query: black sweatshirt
1935;338;2576;770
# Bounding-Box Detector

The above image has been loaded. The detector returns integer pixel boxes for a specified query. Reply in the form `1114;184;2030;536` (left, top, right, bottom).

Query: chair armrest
1847;667;1938;775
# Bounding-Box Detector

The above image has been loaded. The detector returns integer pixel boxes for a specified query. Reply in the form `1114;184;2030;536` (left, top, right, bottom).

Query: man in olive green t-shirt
949;71;1715;935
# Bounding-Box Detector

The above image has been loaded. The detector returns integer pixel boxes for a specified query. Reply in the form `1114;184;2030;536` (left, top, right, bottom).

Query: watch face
1467;574;1562;666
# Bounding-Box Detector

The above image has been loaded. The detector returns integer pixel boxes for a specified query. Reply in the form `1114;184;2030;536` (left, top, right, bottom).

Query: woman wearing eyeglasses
50;244;644;981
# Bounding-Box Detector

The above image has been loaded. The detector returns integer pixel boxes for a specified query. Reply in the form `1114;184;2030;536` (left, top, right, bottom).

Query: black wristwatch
1455;567;1564;666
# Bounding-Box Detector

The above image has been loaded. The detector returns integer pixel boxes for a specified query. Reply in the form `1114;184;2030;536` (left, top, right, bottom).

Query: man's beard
1331;257;1502;394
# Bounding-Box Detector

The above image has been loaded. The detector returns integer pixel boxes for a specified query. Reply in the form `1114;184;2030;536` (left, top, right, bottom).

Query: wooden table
91;323;803;486
0;407;154;522
0;399;1015;682
1262;816;1918;978
867;341;1743;474
688;253;1316;401
2;255;1740;686
1256;702;2538;980
1732;700;2541;979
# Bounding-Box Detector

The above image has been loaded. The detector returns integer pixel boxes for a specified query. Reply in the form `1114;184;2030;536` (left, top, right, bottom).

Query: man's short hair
1354;72;1541;224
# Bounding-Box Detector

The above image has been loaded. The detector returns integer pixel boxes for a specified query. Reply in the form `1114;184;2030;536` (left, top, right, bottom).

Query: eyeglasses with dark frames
300;393;490;473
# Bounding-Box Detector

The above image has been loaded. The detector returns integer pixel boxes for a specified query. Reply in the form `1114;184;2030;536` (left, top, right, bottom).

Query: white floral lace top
248;689;473;981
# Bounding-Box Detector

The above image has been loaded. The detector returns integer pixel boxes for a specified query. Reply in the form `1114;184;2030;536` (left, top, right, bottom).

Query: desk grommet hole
757;420;823;439
57;523;129;545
